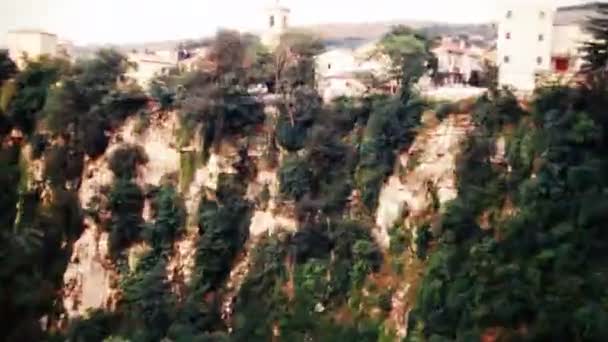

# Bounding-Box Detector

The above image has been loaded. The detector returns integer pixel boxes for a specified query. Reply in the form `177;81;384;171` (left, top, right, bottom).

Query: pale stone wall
316;49;359;77
127;53;176;89
7;31;58;68
375;113;474;248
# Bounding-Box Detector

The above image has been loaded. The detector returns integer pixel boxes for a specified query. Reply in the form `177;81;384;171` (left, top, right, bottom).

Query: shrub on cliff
108;144;148;179
108;178;144;257
143;184;186;248
279;154;312;201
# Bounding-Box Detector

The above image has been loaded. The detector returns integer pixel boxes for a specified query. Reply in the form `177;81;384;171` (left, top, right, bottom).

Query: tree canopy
375;25;436;91
581;3;608;72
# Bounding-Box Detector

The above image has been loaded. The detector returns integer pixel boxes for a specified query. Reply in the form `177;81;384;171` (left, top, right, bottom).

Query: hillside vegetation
0;24;608;342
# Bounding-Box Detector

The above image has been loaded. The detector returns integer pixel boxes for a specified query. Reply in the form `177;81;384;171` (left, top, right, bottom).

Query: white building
261;0;290;48
315;46;393;101
7;30;59;68
497;0;607;91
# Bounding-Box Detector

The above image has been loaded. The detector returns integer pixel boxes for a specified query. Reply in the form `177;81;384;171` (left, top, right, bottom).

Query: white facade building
261;0;290;48
7;30;59;68
497;0;555;91
315;46;393;101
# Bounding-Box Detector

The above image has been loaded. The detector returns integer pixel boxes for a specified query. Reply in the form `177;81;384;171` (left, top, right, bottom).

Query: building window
539;11;545;19
327;63;331;70
506;10;513;18
504;55;510;63
537;56;543;65
538;34;544;41
269;15;275;28
506;32;511;39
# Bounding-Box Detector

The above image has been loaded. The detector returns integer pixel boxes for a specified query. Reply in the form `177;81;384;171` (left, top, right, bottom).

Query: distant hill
77;20;496;54
306;20;495;47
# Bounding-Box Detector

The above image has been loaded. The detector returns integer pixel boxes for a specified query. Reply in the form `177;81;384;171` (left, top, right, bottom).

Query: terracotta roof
434;42;466;54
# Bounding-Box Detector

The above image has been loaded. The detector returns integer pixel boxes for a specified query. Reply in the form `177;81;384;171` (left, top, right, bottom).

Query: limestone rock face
63;156;114;320
62;112;183;319
122;113;180;186
60;105;473;327
375;114;474;247
62;220;116;319
60;109;295;319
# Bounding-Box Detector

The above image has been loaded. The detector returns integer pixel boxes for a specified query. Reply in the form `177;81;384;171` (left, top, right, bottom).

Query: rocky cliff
56;102;475;338
59;105;301;320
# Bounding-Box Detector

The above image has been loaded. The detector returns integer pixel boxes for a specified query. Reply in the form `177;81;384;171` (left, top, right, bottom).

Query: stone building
315;45;392;101
432;36;485;86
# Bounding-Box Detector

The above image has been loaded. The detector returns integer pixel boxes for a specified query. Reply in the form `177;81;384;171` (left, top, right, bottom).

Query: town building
497;0;554;92
315;44;393;101
497;0;607;91
126;52;178;89
7;29;59;68
432;36;485;86
177;47;211;73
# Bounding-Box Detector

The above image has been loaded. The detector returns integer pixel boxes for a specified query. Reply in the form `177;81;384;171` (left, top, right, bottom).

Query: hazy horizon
0;0;589;46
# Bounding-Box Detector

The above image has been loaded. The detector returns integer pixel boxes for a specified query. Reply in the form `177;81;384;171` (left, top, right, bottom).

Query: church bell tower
262;0;291;48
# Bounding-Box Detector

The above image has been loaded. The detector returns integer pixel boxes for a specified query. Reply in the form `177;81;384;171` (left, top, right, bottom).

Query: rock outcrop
375;113;474;247
62;112;182;319
60;106;475;330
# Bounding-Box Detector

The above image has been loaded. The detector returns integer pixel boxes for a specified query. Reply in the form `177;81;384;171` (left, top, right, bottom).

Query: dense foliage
581;3;608;72
374;25;437;94
7;21;608;342
0;49;143;341
408;83;608;340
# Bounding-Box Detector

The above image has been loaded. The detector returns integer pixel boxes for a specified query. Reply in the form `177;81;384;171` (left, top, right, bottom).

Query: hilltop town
3;1;608;341
4;1;603;101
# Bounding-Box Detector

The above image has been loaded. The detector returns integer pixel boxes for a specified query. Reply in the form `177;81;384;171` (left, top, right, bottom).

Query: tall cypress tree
581;3;608;71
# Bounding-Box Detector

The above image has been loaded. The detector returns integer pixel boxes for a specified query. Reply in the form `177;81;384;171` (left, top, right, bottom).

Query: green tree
43;49;145;158
0;50;17;83
7;57;67;133
143;184;186;248
207;30;249;84
273;31;324;91
374;25;435;94
108;179;144;257
108;144;149;180
581;3;608;71
279;154;313;201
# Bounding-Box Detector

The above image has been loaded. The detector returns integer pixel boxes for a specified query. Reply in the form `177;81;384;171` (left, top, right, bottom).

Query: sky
0;0;590;46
